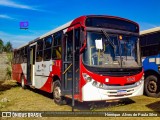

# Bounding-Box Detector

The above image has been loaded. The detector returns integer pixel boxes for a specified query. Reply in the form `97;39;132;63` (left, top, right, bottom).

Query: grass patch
0;80;160;120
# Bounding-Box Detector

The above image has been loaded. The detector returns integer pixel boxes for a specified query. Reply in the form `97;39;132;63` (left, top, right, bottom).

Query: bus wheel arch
144;70;160;97
52;75;67;105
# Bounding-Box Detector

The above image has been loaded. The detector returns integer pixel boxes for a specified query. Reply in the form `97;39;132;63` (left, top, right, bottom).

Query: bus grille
96;70;141;76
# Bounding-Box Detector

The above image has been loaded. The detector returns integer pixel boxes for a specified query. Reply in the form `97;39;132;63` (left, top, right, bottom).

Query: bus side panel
34;60;52;92
143;57;159;72
39;77;53;93
12;63;28;85
40;60;61;93
21;63;27;83
38;60;53;93
12;64;23;83
34;61;43;88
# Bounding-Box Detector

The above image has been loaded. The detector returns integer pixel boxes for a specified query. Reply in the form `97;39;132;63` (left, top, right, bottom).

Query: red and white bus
12;15;144;105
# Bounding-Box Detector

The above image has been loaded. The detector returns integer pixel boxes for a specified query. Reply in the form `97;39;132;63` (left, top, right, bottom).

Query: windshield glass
83;32;139;68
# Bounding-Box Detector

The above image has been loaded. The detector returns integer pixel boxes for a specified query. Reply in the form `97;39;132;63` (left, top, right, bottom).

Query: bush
5;53;12;80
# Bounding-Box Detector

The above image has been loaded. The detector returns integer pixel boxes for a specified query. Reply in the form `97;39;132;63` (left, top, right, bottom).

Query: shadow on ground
26;86;135;111
26;86;53;99
146;101;160;113
0;80;18;93
68;98;135;111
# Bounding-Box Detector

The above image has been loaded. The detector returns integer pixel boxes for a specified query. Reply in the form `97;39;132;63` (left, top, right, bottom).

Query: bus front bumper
82;79;144;101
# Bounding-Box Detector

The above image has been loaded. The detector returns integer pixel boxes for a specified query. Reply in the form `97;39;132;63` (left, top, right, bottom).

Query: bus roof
39;21;73;39
28;20;73;44
140;27;160;35
16;42;29;50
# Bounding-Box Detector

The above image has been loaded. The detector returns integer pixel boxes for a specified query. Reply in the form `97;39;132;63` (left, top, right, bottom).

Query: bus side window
36;40;43;62
140;33;160;57
52;46;61;59
16;50;20;64
19;48;24;63
36;51;43;62
43;36;52;61
66;31;73;61
64;29;80;61
75;29;80;61
23;46;28;63
52;31;62;59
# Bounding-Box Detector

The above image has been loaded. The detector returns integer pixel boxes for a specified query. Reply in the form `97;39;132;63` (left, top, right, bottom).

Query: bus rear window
85;17;139;32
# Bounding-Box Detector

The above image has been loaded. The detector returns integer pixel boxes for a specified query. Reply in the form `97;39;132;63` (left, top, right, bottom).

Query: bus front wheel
144;75;160;97
53;80;66;105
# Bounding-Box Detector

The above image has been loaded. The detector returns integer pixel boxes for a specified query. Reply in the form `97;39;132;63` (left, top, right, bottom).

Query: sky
0;0;160;48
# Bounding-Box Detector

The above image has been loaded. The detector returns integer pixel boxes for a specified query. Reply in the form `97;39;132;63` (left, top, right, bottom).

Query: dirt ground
0;80;160;120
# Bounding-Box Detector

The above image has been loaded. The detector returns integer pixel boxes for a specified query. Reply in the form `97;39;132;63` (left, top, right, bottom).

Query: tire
16;82;21;86
53;80;66;105
21;75;26;89
144;75;160;97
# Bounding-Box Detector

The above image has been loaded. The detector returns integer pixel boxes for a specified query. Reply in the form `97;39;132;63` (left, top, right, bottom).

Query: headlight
92;81;104;88
82;73;105;88
92;81;97;86
99;83;103;88
82;73;92;82
136;79;143;86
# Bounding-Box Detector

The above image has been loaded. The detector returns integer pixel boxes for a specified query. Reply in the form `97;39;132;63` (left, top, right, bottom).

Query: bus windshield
83;31;139;68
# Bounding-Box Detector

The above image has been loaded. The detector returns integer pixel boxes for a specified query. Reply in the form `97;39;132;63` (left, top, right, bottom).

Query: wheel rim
54;86;61;101
21;78;24;87
147;80;157;93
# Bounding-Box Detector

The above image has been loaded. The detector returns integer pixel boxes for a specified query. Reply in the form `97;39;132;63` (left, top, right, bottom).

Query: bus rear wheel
53;80;66;105
144;75;160;97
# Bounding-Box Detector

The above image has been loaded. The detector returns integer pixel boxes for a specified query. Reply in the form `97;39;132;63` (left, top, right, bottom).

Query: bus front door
61;29;80;95
27;44;36;86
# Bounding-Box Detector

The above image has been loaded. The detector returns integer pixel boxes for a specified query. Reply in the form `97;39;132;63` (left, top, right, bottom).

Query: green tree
3;41;13;53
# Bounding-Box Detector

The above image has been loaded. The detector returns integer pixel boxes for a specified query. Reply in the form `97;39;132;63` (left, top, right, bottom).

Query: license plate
117;90;127;95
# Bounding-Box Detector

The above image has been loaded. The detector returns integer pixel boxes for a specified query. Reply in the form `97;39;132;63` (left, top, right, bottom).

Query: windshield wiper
101;30;115;49
101;30;122;67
